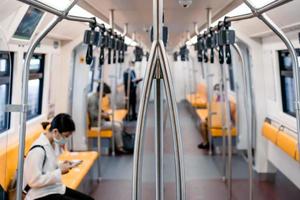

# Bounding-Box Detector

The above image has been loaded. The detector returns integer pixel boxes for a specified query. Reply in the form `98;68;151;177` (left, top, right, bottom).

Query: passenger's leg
64;187;94;200
198;118;209;149
102;121;126;153
131;90;137;120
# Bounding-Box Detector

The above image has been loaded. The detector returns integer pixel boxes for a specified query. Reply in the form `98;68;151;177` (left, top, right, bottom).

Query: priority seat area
262;118;299;161
0;127;99;199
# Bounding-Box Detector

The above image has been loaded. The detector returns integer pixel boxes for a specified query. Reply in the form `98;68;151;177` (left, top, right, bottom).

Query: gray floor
91;101;300;200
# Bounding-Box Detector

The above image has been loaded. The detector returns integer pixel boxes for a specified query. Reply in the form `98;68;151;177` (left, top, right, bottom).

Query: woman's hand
60;161;71;174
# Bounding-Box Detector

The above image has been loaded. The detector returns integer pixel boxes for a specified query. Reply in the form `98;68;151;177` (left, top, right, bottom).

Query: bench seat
210;127;237;137
59;151;99;189
262;119;299;161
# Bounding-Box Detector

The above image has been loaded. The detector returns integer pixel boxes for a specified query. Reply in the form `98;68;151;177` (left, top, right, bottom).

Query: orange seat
262;122;278;144
59;151;99;189
0;128;42;191
210;127;237;137
277;131;297;159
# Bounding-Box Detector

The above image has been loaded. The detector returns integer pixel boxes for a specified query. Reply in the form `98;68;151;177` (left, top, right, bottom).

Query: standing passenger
123;60;142;121
23;113;94;200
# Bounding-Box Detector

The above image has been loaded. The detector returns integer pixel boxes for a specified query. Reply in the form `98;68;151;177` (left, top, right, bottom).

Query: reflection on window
0;59;6;72
30;58;41;71
0;84;9;132
278;49;300;117
27;79;41;119
0;52;13;133
88;57;96;93
26;54;44;120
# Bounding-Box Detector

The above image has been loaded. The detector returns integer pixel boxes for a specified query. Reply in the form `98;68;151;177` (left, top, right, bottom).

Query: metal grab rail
243;0;300;151
232;44;254;200
15;1;78;199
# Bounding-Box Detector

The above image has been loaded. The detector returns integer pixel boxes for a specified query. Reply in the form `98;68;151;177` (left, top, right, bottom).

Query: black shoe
116;147;129;155
198;142;209;150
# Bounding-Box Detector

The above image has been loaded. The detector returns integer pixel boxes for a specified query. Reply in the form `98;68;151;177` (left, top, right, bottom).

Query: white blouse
23;133;66;200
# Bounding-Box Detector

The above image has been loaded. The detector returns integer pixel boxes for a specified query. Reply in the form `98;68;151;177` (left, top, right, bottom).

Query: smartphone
69;159;83;168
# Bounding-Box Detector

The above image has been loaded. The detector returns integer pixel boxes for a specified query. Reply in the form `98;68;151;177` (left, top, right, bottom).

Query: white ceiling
81;0;242;50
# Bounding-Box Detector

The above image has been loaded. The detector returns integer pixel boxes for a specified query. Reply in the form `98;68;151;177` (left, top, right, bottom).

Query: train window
26;54;45;120
0;52;13;133
278;49;300;117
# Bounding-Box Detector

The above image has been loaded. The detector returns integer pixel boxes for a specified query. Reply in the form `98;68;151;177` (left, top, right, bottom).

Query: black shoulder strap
29;145;47;167
23;145;47;194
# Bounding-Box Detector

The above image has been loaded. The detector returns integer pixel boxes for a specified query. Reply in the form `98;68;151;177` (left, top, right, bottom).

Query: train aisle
91;102;300;200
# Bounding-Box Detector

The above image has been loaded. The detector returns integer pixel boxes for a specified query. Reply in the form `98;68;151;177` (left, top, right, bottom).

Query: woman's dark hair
41;113;75;133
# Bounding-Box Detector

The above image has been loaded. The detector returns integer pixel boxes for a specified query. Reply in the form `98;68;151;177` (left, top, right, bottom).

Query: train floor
91;102;300;200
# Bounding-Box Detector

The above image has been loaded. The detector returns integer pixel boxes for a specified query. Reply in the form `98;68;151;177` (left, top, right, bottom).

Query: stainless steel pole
153;0;165;199
154;59;164;200
205;8;213;155
233;44;253;200
219;61;227;182
158;41;185;200
132;43;157;200
221;63;232;200
109;9;116;156
15;2;77;199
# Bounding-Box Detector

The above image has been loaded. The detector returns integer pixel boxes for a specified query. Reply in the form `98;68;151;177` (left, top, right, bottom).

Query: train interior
0;0;300;199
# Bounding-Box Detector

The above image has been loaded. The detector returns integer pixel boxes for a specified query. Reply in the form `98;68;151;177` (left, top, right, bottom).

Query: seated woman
23;113;94;200
87;84;127;154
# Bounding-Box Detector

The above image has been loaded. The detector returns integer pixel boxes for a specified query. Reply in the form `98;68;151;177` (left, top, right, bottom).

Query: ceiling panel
83;0;239;50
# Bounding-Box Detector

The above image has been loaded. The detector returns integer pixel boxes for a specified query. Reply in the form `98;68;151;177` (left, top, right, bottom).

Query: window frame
26;53;45;120
278;49;300;117
0;51;14;134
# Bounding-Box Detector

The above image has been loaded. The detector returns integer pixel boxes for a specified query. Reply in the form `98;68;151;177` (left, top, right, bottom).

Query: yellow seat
276;131;297;159
87;128;113;138
210;127;237;137
108;109;128;121
0;127;43;191
296;150;299;161
186;94;207;108
262;122;278;144
196;109;208;122
59;151;99;189
209;100;238;137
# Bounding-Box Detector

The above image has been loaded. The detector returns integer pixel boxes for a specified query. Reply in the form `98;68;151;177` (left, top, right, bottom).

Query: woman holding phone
22;113;94;200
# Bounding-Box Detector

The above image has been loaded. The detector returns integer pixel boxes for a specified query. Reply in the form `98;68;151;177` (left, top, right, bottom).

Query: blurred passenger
198;84;237;150
87;84;127;154
23;113;94;200
123;60;142;121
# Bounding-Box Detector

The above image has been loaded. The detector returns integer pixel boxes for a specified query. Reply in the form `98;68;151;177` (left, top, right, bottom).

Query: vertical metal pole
96;58;106;178
109;9;116;156
221;63;232;200
132;43;157;200
158;41;185;200
233;44;253;200
153;0;164;199
219;61;227;182
15;2;77;199
155;60;164;200
205;8;213;155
